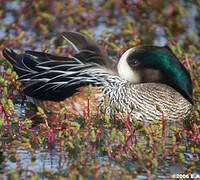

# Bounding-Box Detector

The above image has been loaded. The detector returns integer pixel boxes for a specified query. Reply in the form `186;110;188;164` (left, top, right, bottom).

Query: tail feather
2;48;18;65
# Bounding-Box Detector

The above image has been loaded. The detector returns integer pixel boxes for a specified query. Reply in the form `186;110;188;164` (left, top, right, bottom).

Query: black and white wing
2;32;118;101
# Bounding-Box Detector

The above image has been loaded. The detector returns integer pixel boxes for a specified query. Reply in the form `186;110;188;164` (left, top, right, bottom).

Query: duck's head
117;45;193;104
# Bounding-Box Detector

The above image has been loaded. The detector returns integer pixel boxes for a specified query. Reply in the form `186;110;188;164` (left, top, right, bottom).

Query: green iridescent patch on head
145;51;185;80
133;47;193;104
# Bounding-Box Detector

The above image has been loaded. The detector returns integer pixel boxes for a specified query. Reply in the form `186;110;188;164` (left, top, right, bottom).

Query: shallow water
0;0;200;179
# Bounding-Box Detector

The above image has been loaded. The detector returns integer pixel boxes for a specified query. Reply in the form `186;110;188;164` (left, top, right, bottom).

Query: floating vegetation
0;0;200;179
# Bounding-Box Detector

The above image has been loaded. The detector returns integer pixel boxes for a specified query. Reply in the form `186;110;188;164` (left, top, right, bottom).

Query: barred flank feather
2;32;193;122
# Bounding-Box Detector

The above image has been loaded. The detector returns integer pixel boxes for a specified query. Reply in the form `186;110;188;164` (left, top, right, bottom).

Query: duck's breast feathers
128;46;193;104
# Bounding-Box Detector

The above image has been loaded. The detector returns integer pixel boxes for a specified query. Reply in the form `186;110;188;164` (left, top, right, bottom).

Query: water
0;0;199;179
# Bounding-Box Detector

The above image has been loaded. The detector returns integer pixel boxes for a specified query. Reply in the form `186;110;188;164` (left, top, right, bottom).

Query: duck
2;32;193;122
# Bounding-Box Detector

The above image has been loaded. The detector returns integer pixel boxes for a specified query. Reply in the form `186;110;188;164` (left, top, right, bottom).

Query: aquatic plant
0;0;199;179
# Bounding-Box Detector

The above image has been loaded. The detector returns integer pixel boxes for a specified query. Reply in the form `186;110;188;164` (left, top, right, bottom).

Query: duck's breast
104;82;193;122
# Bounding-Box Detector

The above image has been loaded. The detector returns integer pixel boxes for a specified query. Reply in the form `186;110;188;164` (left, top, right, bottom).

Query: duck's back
2;32;193;122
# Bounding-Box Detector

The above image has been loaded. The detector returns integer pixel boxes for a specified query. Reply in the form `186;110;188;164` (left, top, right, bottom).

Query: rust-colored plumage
2;32;193;122
34;86;103;116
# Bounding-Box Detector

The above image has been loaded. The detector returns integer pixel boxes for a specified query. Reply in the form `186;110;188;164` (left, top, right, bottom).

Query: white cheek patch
117;48;141;83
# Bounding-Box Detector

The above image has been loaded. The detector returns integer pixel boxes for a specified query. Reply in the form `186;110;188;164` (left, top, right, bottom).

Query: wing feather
3;48;113;101
2;32;118;101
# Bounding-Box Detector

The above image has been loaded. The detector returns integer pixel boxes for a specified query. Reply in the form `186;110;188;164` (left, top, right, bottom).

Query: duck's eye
128;57;139;67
